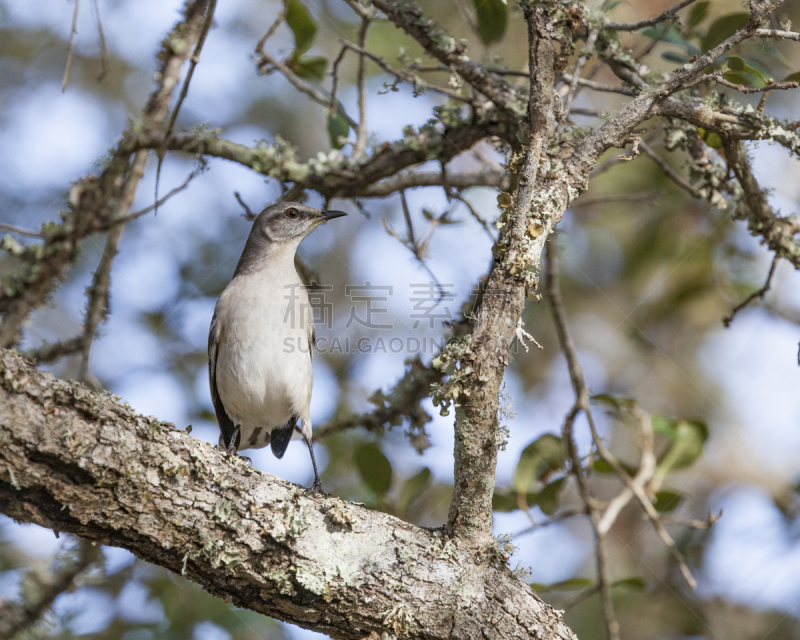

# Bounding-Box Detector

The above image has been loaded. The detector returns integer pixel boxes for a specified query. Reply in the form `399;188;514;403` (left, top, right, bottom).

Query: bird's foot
306;477;326;495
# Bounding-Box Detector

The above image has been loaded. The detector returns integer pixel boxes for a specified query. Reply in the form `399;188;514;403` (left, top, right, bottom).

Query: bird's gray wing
209;309;238;448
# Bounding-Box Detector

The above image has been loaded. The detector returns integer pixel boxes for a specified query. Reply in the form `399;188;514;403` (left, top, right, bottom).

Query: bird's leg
304;436;323;492
227;425;240;455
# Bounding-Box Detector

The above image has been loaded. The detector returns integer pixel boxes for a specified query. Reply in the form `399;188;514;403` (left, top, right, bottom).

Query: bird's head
233;202;347;276
253;202;347;244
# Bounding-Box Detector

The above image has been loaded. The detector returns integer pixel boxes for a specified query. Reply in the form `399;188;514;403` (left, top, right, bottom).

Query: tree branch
0;539;100;639
0;350;576;640
368;0;527;116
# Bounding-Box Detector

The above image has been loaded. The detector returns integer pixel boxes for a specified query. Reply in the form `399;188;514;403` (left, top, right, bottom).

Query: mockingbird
208;201;346;491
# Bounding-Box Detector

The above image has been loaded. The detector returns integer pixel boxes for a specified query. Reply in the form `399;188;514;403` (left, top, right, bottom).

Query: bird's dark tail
270;416;297;459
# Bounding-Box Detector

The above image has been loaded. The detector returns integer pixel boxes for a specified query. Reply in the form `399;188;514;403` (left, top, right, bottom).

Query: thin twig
340;41;470;102
571;191;664;209
661;511;722;529
0;539;100;640
723;254;779;327
257;49;358;129
513;508;589;537
155;0;217;213
450;191;495;240
91;0;108;81
22;336;84;364
605;0;698;31
98;170;197;231
688;72;798;94
561;72;637;96
329;45;348;118
234;191;256;219
255;0;289;53
0;223;42;238
754;28;800;41
561;29;599;128
639;140;703;199
545;238;620;640
61;0;80;92
78;151;149;382
352;16;373;161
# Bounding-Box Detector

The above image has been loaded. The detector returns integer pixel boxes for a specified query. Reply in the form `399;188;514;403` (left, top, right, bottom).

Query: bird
208;201;346;491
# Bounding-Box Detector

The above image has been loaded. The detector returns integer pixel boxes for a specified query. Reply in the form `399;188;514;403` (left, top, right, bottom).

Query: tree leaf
784;71;800;82
702;13;749;52
725;56;768;85
513;434;564;493
612;577;646;591
492;490;521;512
653;488;686;513
696;127;723;149
530;578;592;593
722;71;765;88
473;0;507;46
687;1;710;30
642;24;697;55
534;477;567;516
286;0;317;55
354;443;393;496
290;54;328;82
396;467;432;513
327;99;350;149
656;420;707;476
492;479;567;515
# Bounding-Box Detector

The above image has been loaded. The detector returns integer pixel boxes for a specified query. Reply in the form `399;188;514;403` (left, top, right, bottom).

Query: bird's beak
321;210;347;221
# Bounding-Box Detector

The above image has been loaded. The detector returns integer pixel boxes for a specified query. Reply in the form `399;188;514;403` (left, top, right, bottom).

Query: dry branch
0;350;575;640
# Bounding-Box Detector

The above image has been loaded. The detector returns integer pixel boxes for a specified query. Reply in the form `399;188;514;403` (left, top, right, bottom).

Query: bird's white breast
214;256;313;447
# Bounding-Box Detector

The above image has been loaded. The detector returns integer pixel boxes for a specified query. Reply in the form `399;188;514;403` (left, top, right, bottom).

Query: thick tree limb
0;350;576;640
444;4;558;547
120;114;509;199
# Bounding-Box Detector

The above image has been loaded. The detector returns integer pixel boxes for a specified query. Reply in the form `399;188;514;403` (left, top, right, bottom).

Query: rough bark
0;350;576;640
445;4;557;546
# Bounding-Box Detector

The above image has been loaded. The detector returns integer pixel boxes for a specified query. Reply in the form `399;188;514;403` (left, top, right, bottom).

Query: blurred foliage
1;0;800;639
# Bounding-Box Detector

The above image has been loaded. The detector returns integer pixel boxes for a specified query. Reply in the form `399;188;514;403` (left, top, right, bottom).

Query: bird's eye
286;208;299;219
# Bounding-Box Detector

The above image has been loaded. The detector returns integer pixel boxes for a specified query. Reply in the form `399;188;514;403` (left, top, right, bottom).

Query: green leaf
513;434;564;493
492;490;518;512
289;54;328;82
396;467;432;513
696;127;723;149
642;23;697;55
530;578;592;593
492;478;566;515
535;477;567;516
612;577;646;592
593;457;638;476
723;71;765;88
783;71;800;82
531;577;646;594
327;99;350;149
702;13;749;52
286;0;317;55
653;488;686;513
591;393;635;411
687;1;710;29
473;0;508;46
656;419;708;476
354;443;393;496
725;56;768;85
